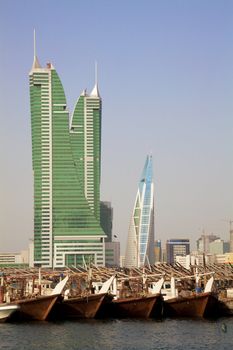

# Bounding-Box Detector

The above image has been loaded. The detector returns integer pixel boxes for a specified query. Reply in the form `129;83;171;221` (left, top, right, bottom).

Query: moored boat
9;276;68;321
55;292;106;319
110;293;159;318
53;275;115;319
10;294;61;321
0;304;19;322
163;276;214;318
163;292;211;318
101;277;164;319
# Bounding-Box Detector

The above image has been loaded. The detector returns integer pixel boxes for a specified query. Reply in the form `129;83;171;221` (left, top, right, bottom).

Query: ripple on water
0;318;233;350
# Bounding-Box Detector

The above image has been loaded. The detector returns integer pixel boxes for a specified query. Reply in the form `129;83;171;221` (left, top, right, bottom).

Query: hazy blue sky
0;0;233;254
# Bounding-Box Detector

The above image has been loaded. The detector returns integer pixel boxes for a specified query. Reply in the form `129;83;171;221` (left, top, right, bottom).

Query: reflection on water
0;318;233;350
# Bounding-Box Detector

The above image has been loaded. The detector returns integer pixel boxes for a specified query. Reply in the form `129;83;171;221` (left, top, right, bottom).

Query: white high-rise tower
125;155;155;267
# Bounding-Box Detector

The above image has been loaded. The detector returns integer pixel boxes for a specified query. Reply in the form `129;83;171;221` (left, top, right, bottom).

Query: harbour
1;263;233;322
1;2;233;350
0;318;233;350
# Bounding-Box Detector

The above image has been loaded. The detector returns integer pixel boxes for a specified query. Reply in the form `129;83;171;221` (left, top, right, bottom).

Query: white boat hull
0;305;19;321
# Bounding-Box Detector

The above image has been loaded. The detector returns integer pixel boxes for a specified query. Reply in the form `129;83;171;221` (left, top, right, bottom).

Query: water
0;318;233;350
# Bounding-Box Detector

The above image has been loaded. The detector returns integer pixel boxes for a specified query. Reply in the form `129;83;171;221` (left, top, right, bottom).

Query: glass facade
125;155;155;267
70;91;102;221
30;58;105;268
100;201;113;242
166;239;190;264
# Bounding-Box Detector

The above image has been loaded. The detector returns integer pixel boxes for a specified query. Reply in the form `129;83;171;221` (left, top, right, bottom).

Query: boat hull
163;292;211;318
9;294;60;321
218;298;233;316
110;294;159;318
55;293;106;319
0;305;19;322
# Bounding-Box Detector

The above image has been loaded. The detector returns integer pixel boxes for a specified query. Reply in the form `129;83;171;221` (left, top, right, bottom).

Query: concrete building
225;253;233;264
120;255;125;268
154;240;162;262
175;255;191;270
230;230;233;252
196;234;219;253
0;251;29;266
176;251;233;268
105;242;120;267
209;239;229;255
166;239;190;264
213;253;232;264
175;253;212;269
100;201;113;242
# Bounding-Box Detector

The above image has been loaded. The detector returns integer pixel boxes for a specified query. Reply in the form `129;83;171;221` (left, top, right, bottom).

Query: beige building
0;251;29;266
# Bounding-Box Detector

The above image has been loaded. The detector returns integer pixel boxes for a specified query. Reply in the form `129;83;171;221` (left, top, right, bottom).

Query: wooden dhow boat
110;294;159;318
53;275;115;319
163;276;214;318
100;277;164;319
9;276;68;321
55;292;106;319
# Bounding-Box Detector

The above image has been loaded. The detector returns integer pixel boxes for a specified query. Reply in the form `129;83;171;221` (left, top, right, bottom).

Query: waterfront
0;318;233;350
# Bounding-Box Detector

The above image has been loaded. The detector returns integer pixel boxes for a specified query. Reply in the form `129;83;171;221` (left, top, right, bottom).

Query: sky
0;0;233;254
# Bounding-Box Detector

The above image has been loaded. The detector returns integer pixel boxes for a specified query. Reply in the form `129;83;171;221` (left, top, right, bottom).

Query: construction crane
222;219;233;232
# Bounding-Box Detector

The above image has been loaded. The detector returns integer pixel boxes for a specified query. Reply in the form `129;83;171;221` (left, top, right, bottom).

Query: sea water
0;318;232;350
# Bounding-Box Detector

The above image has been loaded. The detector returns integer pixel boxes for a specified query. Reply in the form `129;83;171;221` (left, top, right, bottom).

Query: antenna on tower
95;61;98;86
90;61;100;97
34;29;36;58
222;219;233;231
31;29;41;71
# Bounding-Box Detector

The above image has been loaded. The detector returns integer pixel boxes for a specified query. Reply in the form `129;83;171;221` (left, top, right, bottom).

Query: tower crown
90;83;100;97
90;61;100;97
31;29;41;71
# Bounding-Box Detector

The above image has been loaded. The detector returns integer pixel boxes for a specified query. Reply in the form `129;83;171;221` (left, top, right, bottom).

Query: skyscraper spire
31;29;41;71
34;29;36;58
90;61;100;97
95;61;98;86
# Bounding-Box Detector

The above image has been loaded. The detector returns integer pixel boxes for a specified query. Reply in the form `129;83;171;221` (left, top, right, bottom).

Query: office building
125;155;155;267
29;36;105;268
100;201;113;242
154;240;162;262
166;239;190;264
230;230;233;252
70;79;101;221
0;251;29;266
105;242;120;266
209;239;229;255
196;234;219;253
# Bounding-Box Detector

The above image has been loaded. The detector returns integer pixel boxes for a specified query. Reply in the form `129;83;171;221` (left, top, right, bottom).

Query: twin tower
30;37;155;268
30;41;105;268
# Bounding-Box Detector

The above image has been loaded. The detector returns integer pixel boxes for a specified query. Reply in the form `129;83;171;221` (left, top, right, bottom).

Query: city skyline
0;1;233;254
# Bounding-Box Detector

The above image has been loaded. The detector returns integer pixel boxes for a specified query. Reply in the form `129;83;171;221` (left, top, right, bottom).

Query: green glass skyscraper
29;38;105;268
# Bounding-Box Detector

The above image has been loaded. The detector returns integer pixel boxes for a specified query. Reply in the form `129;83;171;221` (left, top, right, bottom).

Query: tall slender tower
29;35;105;268
70;64;101;221
125;155;155;267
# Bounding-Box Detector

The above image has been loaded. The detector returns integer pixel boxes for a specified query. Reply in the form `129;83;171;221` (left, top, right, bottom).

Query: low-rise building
0;251;29;266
